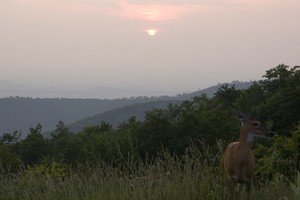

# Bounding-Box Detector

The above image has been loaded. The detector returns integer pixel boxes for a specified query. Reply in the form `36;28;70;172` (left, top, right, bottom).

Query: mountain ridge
0;81;252;135
0;80;191;99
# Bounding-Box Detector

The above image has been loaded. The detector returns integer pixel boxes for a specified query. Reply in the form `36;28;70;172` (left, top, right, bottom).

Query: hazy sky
1;0;300;94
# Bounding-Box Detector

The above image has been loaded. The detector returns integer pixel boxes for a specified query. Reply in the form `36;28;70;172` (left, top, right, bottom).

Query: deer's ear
234;112;248;122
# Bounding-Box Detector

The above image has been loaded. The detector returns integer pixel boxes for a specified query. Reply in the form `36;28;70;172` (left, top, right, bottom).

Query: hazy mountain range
0;80;252;136
0;80;187;99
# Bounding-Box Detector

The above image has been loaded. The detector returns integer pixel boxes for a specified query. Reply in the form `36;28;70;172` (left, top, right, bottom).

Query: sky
1;0;300;97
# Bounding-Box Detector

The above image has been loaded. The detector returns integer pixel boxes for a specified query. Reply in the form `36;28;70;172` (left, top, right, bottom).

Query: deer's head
234;112;275;140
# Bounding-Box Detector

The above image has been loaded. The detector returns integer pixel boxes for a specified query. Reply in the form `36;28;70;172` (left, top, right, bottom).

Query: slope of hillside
0;97;167;135
0;81;252;135
68;100;182;133
67;81;252;133
173;81;252;100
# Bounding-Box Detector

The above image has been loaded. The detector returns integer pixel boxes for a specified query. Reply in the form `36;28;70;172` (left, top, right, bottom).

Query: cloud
1;0;283;21
115;0;214;21
113;0;277;21
126;0;201;5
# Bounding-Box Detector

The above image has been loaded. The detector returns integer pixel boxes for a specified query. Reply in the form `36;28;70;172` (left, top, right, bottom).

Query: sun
147;29;157;36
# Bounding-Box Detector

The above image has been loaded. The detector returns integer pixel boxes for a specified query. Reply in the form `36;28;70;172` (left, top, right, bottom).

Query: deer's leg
236;183;244;200
245;181;252;200
225;176;234;198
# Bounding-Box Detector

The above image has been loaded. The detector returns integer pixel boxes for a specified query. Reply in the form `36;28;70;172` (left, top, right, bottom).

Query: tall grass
0;143;297;200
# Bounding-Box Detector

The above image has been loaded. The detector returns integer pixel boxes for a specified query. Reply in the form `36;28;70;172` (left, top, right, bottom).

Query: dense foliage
0;64;299;199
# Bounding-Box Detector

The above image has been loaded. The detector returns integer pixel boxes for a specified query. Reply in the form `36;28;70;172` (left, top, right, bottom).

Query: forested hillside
0;96;172;135
68;100;182;133
67;81;252;133
0;81;251;135
0;64;299;199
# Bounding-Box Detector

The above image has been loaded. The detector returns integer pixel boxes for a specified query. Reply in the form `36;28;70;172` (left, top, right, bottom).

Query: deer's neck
238;123;253;151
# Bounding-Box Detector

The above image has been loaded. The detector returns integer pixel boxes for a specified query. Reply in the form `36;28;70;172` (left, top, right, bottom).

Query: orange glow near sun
118;1;191;21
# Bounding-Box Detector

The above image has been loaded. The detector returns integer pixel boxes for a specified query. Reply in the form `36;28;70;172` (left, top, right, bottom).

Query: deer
221;112;274;199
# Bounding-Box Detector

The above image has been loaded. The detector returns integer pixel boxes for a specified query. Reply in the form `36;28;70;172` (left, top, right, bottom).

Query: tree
50;121;76;163
255;123;300;179
214;84;241;108
17;124;50;165
261;65;300;134
234;82;265;117
0;131;22;173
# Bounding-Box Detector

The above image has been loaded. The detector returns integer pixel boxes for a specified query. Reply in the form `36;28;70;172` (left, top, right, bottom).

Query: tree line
0;64;299;180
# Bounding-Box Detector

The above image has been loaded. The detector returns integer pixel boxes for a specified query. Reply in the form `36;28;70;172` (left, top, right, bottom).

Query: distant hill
0;81;252;136
67;100;181;133
173;81;253;100
0;80;183;99
0;97;168;135
67;81;253;133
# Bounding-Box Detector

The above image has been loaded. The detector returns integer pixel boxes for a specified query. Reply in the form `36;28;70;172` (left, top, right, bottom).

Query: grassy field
1;145;299;200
